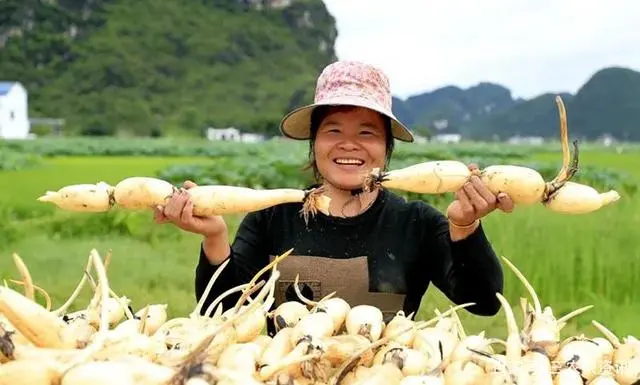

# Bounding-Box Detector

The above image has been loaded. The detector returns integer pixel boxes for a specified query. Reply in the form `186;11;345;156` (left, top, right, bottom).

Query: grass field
0;138;638;340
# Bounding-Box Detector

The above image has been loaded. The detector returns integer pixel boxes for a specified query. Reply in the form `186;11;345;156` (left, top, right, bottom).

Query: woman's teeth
334;158;364;165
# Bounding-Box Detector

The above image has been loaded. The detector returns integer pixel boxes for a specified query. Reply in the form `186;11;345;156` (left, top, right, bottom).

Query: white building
431;133;462;144
429;118;462;143
0;81;30;139
206;127;241;141
206;127;265;143
507;135;545;145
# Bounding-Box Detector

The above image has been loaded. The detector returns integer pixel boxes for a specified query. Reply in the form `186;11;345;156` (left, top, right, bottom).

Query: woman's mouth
333;158;365;166
333;158;366;171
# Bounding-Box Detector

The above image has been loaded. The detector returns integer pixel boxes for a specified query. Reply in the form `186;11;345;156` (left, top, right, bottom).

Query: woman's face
314;106;388;191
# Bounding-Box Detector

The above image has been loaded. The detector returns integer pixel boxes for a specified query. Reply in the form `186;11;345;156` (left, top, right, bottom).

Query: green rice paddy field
0;138;638;339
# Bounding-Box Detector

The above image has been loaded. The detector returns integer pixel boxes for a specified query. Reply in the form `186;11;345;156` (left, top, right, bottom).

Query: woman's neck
321;183;380;218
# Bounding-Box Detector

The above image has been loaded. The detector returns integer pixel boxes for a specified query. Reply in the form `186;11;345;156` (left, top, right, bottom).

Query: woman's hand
153;180;227;237
446;164;515;231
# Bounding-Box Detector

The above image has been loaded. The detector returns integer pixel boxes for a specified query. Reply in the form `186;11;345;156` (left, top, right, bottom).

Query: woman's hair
303;105;395;182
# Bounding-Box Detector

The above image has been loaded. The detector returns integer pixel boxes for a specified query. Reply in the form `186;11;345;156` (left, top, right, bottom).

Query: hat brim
279;96;414;143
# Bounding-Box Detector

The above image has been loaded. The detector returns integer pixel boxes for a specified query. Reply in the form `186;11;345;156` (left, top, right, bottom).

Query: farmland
0;137;638;338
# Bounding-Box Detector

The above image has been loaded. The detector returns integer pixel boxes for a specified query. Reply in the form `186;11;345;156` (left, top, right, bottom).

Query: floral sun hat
279;60;414;143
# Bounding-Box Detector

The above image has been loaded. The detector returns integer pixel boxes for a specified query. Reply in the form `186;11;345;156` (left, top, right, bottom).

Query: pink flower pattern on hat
314;61;392;112
279;60;414;143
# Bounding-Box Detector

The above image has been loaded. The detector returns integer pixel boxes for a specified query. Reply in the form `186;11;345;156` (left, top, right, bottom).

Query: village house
429;119;462;144
507;135;545;145
0;81;30;139
205;127;265;143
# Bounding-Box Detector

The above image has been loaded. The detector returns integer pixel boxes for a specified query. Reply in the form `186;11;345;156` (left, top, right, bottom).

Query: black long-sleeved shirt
194;187;504;319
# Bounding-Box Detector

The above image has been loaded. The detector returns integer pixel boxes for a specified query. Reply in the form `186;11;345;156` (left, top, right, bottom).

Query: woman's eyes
329;129;373;134
323;127;376;136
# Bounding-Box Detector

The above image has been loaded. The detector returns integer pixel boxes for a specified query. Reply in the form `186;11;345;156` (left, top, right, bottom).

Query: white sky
321;0;640;100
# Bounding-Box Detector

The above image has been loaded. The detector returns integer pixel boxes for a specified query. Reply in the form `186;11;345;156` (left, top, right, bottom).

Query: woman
154;60;514;329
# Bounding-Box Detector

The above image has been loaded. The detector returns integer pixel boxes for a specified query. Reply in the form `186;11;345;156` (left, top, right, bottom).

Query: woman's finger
456;188;475;219
463;182;490;214
497;193;515;213
469;175;498;206
183;180;197;189
164;191;188;220
152;206;168;224
181;199;195;225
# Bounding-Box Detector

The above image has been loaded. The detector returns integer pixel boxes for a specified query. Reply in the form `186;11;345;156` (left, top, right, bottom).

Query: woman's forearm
202;229;231;265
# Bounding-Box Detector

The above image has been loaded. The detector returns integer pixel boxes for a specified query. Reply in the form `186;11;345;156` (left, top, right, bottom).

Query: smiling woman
303;104;394;217
153;60;515;333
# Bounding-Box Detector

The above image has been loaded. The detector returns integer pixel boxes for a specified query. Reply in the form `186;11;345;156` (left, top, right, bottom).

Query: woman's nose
337;136;361;150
